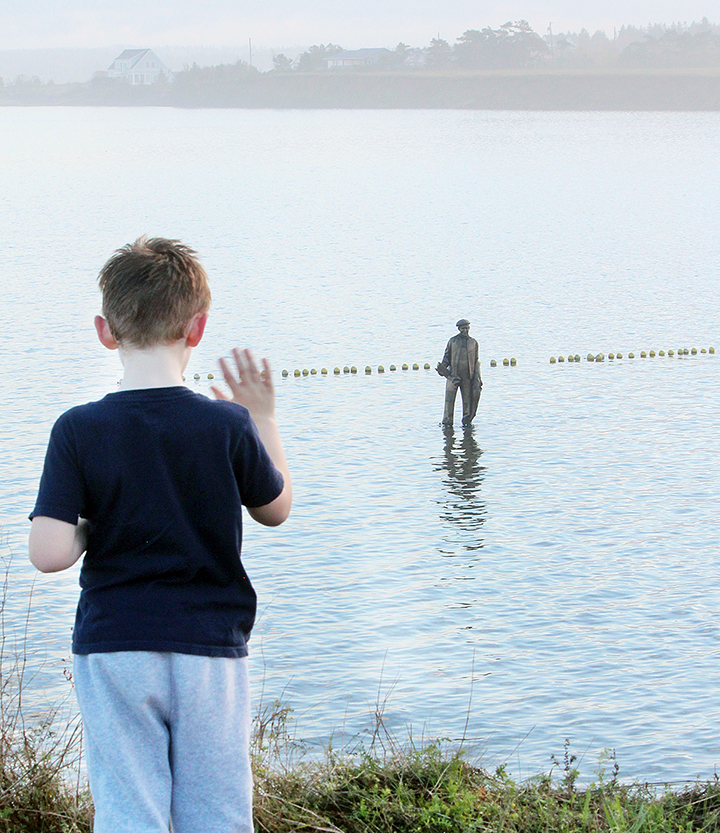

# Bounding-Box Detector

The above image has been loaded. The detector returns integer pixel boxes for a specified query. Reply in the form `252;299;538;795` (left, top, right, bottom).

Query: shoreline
2;69;720;110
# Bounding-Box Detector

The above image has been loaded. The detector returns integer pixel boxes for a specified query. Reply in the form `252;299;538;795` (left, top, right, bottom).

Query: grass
2;552;720;832
0;558;90;832
4;674;720;833
250;705;720;833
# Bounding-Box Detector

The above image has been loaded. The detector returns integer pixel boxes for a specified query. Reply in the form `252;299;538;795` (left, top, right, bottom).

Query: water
1;107;719;784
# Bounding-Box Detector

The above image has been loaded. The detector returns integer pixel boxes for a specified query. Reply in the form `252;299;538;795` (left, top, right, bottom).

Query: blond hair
98;237;211;348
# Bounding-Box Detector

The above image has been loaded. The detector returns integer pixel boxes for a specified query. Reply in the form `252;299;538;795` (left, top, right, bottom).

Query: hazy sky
3;0;715;51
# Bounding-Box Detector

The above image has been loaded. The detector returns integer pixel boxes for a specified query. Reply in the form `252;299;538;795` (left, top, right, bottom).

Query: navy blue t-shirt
31;387;284;658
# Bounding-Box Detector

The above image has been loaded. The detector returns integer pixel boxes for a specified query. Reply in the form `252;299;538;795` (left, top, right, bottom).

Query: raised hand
212;348;276;421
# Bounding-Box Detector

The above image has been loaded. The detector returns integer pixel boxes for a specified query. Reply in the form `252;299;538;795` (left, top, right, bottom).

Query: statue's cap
456;318;470;328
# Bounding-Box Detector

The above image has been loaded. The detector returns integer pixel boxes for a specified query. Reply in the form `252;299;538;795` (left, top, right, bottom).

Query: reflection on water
435;425;487;551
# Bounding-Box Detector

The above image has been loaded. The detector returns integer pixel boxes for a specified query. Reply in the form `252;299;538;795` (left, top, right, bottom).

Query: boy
28;236;291;832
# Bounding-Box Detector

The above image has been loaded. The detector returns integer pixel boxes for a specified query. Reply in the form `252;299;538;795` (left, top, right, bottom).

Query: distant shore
2;68;720;110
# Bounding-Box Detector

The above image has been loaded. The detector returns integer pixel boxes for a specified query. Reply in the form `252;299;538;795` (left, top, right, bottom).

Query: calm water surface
1;107;719;783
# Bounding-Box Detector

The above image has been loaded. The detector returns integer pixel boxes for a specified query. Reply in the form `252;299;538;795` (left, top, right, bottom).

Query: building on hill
107;49;172;84
327;48;393;68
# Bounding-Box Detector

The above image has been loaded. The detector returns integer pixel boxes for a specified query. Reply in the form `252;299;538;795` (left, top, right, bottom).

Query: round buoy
334;367;341;375
193;373;200;380
595;354;604;362
640;351;647;358
608;353;615;360
628;353;635;359
490;359;497;367
649;351;656;357
691;348;697;355
557;356;564;363
574;354;581;362
503;358;509;366
668;350;674;357
659;351;665;356
311;368;317;375
510;358;517;366
701;349;707;354
343;366;350;374
365;366;372;374
402;363;409;370
208;373;214;380
587;354;595;362
709;347;715;354
302;369;309;376
424;363;431;370
294;369;301;377
413;363;419;370
321;368;328;375
390;364;396;371
282;369;288;377
378;365;385;373
351;366;357;374
550;357;557;364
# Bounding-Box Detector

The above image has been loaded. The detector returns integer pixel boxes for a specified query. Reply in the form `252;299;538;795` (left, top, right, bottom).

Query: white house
107;49;172;84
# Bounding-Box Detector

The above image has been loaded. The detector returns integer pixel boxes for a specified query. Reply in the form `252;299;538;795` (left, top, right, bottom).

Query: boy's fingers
218;357;242;395
220;349;272;400
233;348;263;384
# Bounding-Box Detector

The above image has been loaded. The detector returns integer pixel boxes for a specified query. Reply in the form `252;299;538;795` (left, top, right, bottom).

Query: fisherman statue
436;319;482;427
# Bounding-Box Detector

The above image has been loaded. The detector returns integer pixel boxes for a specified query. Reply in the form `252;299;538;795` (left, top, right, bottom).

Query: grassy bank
3;691;720;832
1;68;720;109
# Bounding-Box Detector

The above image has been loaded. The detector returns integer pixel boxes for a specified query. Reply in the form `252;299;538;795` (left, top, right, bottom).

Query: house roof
109;49;151;69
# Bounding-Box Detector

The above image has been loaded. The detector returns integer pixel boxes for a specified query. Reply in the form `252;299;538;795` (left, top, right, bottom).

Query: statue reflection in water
435;424;487;551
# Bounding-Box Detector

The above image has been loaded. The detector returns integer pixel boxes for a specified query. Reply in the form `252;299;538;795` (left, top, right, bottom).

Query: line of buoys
281;362;433;378
550;347;715;364
280;359;520;376
185;346;714;381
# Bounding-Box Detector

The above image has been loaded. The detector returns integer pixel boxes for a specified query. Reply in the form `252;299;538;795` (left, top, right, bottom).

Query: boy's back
35;386;284;657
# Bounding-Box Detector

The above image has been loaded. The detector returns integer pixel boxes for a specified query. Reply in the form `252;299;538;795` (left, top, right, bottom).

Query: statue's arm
442;340;452;368
472;339;482;385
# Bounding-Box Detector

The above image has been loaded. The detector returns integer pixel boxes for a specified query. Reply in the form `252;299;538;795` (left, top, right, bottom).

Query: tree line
270;18;720;73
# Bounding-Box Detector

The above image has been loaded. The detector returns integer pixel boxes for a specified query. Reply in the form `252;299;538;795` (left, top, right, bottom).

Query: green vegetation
250;707;720;833
0;567;90;832
7;679;720;832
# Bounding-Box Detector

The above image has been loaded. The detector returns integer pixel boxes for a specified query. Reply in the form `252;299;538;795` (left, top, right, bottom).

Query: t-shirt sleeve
233;415;285;509
30;411;86;524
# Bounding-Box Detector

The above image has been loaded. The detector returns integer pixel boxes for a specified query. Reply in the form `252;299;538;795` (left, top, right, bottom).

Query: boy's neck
118;341;192;391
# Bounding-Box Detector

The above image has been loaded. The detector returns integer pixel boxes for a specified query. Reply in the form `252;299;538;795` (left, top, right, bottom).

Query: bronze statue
436;319;482;426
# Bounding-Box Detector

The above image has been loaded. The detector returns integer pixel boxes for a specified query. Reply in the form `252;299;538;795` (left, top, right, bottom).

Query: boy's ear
94;316;119;350
186;312;208;348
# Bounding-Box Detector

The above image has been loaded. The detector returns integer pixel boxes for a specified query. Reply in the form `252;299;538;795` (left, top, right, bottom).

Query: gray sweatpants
73;652;253;833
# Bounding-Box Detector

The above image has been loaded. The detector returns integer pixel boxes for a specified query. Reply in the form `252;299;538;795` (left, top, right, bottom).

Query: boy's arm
212;348;292;527
29;517;88;573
